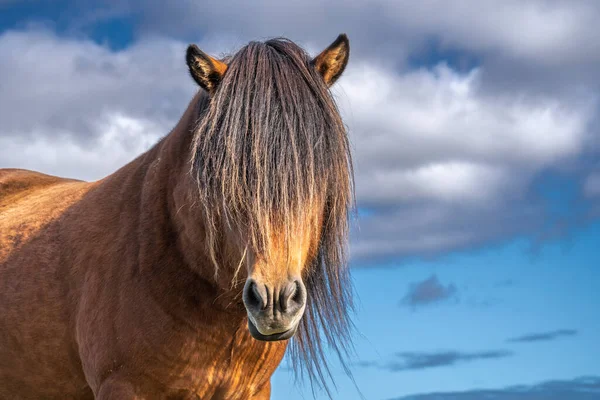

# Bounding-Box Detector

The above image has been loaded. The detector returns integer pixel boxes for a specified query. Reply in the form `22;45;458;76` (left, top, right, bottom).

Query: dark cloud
401;275;457;308
387;376;600;400
358;350;513;372
507;329;578;343
386;350;512;372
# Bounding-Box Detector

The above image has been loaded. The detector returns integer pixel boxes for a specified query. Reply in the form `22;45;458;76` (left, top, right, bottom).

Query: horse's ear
186;44;228;94
311;34;350;87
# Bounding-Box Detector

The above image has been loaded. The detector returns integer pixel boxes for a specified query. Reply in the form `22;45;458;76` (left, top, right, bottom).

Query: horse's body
0;95;283;399
0;35;352;399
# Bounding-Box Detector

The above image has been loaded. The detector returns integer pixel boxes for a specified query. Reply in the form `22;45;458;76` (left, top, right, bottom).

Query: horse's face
187;34;350;342
240;209;324;341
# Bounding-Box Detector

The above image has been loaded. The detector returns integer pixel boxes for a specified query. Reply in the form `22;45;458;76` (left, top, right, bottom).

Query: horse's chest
149;321;287;399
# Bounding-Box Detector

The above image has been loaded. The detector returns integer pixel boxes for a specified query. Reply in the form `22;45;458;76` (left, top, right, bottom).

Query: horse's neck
130;91;243;311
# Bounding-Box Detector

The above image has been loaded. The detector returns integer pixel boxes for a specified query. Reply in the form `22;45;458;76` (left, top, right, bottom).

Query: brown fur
0;35;353;399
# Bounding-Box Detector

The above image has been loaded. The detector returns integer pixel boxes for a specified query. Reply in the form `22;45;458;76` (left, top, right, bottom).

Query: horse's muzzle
242;277;306;341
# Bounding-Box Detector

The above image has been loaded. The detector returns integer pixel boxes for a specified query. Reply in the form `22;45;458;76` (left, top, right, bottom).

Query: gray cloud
0;29;192;140
387;350;512;372
17;1;600;99
2;1;600;263
507;329;578;343
97;1;600;68
401;275;457;308
357;349;513;373
387;376;600;400
0;29;197;180
117;0;600;109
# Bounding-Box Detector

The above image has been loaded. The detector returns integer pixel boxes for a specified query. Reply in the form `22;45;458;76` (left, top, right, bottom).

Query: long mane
190;38;355;393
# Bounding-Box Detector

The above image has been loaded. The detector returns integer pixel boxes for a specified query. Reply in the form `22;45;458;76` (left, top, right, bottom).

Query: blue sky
1;1;599;399
271;222;600;399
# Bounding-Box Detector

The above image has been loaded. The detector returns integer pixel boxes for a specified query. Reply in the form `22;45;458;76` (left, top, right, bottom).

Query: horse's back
0;168;75;199
0;168;91;262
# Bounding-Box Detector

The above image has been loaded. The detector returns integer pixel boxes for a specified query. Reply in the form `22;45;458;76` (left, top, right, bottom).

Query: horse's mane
189;38;355;393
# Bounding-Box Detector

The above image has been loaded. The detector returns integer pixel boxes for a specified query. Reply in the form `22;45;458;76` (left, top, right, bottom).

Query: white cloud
360;161;509;205
0;28;195;144
0;28;202;180
334;60;596;260
338;62;594;208
0;113;166;181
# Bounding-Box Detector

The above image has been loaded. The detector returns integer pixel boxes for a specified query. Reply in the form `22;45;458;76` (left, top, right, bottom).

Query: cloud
0;113;166;180
401;275;457;308
507;329;578;343
584;172;600;197
342;63;592;180
342;60;596;262
108;0;600;113
12;1;600;101
109;1;600;67
0;29;193;139
387;376;600;400
357;349;512;373
386;350;513;372
0;28;198;180
2;1;600;264
352;360;378;369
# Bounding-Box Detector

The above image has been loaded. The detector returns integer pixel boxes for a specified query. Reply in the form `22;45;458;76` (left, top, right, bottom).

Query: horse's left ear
186;44;228;94
311;33;350;87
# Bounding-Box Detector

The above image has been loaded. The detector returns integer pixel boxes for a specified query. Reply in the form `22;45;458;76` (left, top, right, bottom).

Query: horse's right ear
186;44;228;94
311;34;350;87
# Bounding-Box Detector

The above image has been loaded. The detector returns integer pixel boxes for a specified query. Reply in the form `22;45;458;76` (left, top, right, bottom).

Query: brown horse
0;34;354;399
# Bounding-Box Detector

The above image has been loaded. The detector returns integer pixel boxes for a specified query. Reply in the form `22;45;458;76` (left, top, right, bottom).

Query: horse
0;34;354;399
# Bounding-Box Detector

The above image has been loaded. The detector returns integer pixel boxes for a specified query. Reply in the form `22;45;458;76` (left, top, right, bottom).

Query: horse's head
187;35;352;344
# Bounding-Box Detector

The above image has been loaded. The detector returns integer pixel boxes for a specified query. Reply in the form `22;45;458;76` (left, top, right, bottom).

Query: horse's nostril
280;279;305;312
244;278;306;317
291;280;304;305
243;280;267;311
